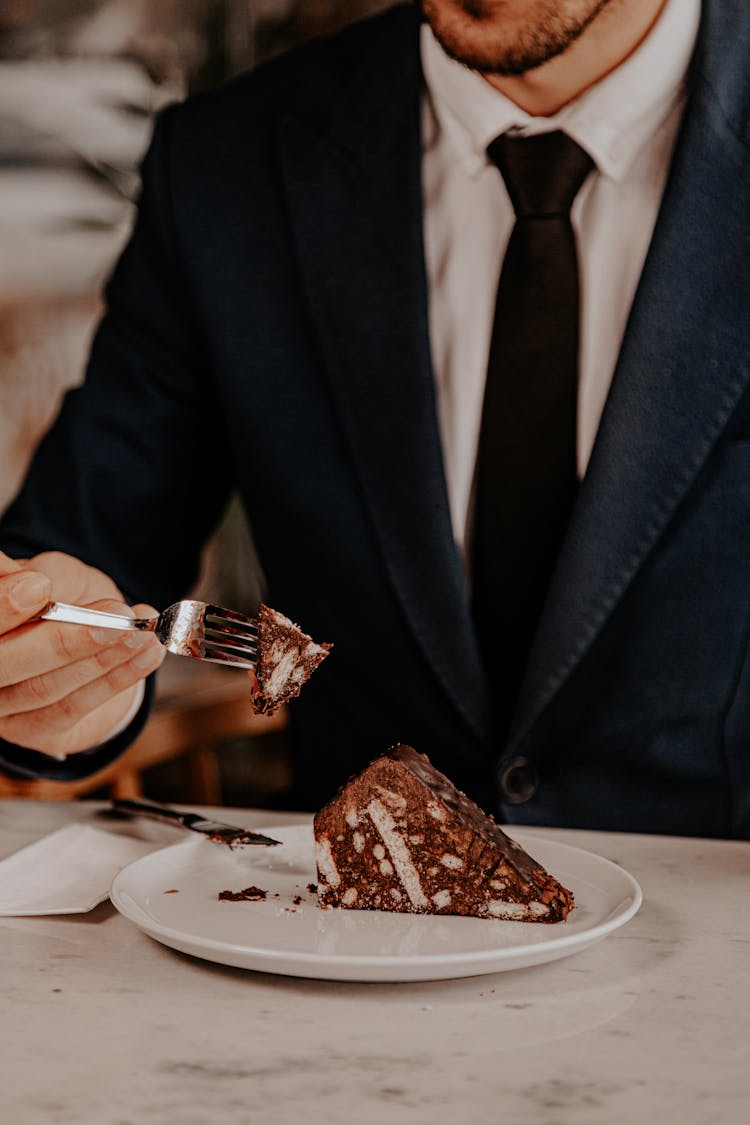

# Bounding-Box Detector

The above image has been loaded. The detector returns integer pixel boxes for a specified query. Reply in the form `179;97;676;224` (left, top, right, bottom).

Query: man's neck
483;0;669;116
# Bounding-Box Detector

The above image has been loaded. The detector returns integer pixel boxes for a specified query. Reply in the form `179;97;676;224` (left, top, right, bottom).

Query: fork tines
201;604;258;668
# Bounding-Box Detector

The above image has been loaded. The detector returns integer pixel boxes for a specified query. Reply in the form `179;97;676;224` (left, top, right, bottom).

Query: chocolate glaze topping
385;745;541;882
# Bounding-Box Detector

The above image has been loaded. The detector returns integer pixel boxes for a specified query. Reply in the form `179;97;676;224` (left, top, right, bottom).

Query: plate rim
110;825;642;971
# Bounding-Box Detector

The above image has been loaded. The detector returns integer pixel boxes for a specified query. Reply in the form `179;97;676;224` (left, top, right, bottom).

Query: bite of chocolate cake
313;745;574;923
249;603;332;715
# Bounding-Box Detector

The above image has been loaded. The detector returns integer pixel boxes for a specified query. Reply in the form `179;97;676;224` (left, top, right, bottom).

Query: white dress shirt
420;0;702;558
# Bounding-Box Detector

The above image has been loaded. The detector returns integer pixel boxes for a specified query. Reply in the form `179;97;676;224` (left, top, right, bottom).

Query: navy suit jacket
2;2;750;837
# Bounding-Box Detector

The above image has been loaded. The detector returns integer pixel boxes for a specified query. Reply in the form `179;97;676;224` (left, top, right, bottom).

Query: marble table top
1;800;748;1125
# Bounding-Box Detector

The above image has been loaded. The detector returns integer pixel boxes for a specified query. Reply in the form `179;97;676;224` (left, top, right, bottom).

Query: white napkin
0;824;156;915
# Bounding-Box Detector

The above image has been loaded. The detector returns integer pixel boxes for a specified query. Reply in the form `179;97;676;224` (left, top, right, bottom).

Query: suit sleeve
0;104;234;779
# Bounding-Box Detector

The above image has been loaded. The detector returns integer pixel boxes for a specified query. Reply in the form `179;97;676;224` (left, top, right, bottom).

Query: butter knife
111;798;281;847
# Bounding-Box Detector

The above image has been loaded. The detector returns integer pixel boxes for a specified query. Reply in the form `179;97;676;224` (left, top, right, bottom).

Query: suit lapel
278;10;492;741
508;5;750;749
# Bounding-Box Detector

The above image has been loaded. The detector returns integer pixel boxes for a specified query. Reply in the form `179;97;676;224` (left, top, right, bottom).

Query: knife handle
112;798;190;827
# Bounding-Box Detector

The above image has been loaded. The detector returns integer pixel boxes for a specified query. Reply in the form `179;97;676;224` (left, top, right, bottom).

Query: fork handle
39;602;155;632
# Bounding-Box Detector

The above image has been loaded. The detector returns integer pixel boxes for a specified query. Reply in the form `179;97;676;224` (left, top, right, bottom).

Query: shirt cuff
95;680;146;747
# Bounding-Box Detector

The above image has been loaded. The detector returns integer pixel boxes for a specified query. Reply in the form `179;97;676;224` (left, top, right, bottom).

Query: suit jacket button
498;757;539;804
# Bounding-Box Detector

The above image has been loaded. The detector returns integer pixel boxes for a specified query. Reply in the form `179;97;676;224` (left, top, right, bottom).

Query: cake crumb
207;830;264;849
218;885;268;902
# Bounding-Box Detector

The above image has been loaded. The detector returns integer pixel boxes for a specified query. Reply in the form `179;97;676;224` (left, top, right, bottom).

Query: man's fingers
0;569;54;635
0;641;165;745
0;632;161;718
0;554;165;756
0;600;158;688
0;552;24;577
20;552;123;606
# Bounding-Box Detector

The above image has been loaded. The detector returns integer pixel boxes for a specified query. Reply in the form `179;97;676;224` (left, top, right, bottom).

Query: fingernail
9;574;52;611
133;642;162;669
124;630;153;649
90;628;123;645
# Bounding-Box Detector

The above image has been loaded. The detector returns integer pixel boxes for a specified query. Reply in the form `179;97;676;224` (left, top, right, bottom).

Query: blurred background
0;0;393;807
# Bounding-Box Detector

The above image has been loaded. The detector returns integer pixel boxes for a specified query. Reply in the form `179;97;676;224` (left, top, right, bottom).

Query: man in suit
1;0;748;838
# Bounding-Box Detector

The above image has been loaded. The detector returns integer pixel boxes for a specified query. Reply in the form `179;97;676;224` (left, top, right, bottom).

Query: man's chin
420;0;612;77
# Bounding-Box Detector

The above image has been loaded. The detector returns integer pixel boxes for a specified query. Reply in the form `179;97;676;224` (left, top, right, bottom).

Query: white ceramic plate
110;825;641;982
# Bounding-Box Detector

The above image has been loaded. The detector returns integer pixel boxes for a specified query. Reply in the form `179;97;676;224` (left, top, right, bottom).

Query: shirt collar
420;0;702;182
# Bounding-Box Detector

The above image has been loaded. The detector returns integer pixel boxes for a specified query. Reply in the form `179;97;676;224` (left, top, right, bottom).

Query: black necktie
472;131;593;730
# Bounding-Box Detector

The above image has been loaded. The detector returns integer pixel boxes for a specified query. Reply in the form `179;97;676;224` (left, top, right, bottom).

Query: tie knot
487;131;594;218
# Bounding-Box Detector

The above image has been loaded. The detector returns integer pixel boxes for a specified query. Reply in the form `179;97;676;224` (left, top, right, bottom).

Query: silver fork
40;599;258;668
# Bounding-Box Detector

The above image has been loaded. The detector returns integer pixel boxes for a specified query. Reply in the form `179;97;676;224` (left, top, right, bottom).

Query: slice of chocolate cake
249;603;332;715
313;745;574;922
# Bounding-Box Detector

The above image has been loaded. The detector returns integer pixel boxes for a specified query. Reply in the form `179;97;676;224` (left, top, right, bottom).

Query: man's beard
419;0;615;76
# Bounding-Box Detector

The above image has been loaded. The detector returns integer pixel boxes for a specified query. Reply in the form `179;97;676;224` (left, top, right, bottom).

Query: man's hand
0;551;165;758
